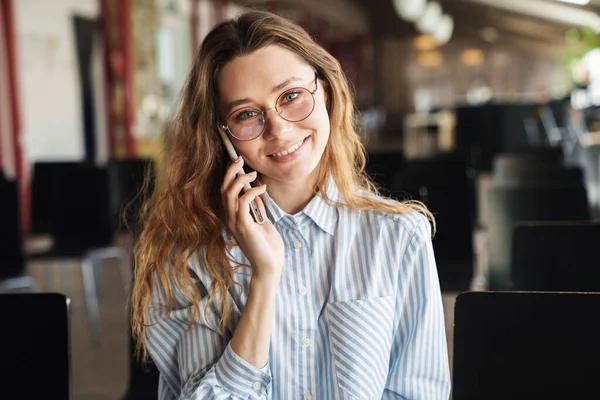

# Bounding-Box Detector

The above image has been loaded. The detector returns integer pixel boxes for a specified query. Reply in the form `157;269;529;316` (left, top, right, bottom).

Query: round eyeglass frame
219;72;319;141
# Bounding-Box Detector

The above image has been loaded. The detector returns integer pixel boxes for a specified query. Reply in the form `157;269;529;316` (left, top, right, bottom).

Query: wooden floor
24;249;459;400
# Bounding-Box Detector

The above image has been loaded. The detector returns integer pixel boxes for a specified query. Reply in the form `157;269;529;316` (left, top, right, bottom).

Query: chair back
392;152;474;289
0;293;71;399
52;165;112;253
453;291;600;400
107;158;155;233
511;222;600;292
0;177;24;279
365;151;404;193
487;184;590;289
30;162;82;234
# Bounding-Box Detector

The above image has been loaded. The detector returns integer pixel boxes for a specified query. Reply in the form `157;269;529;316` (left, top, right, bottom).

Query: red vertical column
214;0;227;25
0;3;3;173
120;0;137;157
2;0;28;228
266;0;277;14
299;13;311;35
100;0;116;158
318;20;331;50
191;0;200;55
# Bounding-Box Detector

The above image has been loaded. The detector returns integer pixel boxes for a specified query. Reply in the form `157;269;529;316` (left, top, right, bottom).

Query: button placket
301;336;311;347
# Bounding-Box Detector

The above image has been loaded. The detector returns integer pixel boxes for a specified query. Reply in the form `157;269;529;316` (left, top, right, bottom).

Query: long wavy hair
131;10;433;361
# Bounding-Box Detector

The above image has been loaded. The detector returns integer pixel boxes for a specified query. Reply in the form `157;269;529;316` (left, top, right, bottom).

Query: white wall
15;0;98;163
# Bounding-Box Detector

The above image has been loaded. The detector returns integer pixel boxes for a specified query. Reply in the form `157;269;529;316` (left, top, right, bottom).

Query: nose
262;108;293;140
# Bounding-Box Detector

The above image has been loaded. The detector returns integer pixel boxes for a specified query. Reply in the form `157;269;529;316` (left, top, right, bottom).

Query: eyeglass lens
227;86;315;140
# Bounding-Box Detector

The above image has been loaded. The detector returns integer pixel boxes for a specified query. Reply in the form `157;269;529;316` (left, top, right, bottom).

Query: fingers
220;157;265;228
237;184;268;225
221;156;244;192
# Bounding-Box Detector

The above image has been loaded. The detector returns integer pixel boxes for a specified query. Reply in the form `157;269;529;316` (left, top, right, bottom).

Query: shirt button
299;287;308;296
304;393;312;400
293;241;302;249
252;382;262;391
302;337;311;347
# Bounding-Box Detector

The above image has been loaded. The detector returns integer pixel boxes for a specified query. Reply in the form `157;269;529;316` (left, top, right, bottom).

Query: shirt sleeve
144;260;272;400
382;214;452;399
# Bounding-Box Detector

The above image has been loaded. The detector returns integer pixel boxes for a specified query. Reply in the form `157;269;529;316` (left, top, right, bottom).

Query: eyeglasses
219;73;319;141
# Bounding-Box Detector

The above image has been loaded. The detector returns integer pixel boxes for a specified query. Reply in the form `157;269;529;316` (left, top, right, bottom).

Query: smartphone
218;127;266;224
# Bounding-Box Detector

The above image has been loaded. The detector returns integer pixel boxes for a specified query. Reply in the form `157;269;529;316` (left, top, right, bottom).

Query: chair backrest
0;293;71;399
30;162;82;234
511;222;600;292
52;164;112;253
0;177;25;279
391;152;474;264
453;291;600;400
495;165;583;186
487;184;590;289
107;158;155;233
364;151;404;194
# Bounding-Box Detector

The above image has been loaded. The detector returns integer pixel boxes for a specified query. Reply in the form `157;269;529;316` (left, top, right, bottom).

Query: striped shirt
145;180;451;399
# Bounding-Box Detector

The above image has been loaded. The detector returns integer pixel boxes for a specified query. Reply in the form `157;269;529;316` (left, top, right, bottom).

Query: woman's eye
234;109;259;122
282;91;300;103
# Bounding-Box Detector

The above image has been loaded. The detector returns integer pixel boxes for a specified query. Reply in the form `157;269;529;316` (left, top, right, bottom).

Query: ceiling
352;0;600;53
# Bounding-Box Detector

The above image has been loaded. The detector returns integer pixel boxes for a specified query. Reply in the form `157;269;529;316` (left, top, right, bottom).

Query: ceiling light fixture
556;0;590;5
416;1;442;35
465;0;600;31
413;35;438;51
392;0;428;22
433;14;454;45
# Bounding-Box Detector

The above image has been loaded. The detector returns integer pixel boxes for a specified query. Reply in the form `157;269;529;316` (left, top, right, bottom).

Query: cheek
231;141;257;163
306;101;330;131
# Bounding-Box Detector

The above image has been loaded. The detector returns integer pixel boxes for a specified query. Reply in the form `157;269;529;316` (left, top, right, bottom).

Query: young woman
131;10;450;400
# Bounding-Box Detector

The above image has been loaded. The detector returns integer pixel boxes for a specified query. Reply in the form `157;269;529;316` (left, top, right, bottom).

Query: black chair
30;162;82;235
0;177;37;292
391;152;474;290
107;158;155;233
487;183;590;289
28;162;128;342
0;293;71;399
364;150;404;194
453;291;600;400
511;222;600;292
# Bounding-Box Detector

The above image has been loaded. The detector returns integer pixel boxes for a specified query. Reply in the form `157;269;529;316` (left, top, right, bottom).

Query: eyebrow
225;76;306;113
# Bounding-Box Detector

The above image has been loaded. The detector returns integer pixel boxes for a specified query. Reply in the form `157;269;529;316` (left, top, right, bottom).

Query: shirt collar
264;175;339;235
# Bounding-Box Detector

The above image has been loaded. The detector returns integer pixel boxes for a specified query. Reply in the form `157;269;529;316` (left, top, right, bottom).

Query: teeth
272;139;304;158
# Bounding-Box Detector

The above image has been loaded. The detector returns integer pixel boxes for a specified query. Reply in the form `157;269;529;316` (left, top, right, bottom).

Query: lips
269;136;309;158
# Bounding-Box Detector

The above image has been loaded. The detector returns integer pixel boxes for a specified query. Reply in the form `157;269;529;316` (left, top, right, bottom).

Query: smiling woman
131;10;450;400
217;47;329;208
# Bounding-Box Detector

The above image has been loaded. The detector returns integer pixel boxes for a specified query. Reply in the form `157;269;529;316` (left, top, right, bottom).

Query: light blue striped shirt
145;181;451;399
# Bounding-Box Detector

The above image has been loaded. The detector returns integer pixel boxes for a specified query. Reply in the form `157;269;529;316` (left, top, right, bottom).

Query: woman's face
217;45;330;187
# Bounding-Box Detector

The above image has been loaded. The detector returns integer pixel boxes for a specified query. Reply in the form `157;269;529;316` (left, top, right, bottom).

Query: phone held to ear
219;127;266;225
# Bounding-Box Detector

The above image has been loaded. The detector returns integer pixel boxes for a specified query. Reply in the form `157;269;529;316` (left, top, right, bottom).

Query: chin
264;161;320;184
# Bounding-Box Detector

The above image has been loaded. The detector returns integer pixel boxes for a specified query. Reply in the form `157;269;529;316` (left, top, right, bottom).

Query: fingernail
234;156;241;163
262;184;267;188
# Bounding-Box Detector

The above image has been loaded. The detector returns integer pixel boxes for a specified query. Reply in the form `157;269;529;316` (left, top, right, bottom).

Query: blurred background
1;0;600;399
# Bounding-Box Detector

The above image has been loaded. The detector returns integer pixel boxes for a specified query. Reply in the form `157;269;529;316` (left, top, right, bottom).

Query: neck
261;173;318;215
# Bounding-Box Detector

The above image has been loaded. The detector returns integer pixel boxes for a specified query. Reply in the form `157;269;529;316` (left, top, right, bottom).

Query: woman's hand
221;157;285;281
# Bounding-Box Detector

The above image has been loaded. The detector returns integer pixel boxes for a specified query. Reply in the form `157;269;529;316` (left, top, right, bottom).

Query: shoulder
354;192;433;241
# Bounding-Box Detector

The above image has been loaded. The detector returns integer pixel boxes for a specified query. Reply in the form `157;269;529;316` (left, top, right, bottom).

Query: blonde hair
131;10;433;361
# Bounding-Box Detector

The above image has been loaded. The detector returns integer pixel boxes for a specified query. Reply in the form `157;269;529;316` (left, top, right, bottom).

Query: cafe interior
1;0;600;398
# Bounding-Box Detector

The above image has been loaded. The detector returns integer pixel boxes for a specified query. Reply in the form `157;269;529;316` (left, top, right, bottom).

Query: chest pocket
325;296;395;400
